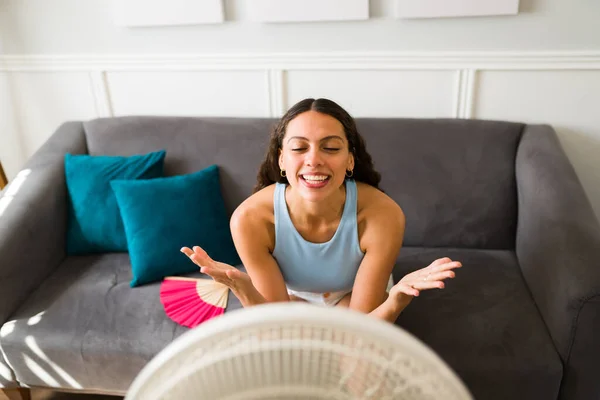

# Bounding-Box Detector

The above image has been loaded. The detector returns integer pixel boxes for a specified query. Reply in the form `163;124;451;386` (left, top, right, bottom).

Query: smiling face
278;110;354;202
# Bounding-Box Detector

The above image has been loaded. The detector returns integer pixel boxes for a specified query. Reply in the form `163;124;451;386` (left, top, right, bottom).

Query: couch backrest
83;116;524;249
356;118;524;249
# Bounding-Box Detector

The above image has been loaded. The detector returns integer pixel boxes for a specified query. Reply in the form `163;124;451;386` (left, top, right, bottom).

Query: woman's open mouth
299;174;331;188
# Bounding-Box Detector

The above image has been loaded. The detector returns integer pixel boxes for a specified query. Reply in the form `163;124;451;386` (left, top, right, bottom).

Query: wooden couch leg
0;161;7;190
1;388;31;400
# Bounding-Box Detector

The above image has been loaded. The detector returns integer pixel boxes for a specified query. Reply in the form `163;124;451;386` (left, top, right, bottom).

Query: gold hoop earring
346;170;354;178
280;169;286;178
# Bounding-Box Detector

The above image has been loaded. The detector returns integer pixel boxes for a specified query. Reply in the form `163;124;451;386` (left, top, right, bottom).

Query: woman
181;98;461;323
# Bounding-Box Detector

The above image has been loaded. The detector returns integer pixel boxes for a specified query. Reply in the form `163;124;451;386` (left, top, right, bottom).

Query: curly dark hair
254;98;381;193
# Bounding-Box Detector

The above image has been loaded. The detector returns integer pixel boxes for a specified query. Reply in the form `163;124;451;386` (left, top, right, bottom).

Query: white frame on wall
395;0;519;19
247;0;369;23
112;0;224;27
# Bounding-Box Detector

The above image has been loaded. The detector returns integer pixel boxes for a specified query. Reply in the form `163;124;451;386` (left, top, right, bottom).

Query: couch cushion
356;118;524;249
111;165;240;287
393;247;562;400
0;254;242;392
65;150;166;254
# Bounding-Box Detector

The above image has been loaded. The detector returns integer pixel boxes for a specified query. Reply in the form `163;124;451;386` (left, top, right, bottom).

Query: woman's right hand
180;246;255;298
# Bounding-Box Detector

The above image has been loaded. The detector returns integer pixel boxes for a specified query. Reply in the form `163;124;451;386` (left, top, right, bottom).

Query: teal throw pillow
65;150;166;254
110;165;241;287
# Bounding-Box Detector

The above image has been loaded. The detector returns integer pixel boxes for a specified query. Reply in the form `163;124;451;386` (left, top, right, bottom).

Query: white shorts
287;288;352;307
287;274;394;307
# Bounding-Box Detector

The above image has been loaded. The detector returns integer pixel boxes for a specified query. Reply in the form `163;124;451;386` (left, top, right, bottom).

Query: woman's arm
182;190;290;308
345;187;461;322
349;198;406;313
230;202;291;305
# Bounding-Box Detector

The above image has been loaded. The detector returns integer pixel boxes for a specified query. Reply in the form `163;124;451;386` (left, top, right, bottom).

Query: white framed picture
248;0;369;23
112;0;224;27
395;0;519;19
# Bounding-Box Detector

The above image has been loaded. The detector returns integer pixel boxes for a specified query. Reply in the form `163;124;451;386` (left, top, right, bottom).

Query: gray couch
0;116;599;400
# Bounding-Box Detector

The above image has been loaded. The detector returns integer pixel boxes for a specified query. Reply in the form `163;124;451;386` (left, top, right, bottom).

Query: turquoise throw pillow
110;165;241;287
65;150;166;254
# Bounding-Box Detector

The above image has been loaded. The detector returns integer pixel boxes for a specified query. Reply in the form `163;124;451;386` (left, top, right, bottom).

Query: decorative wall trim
457;69;477;119
267;70;285;118
89;70;113;118
2;51;600;72
1;51;599;120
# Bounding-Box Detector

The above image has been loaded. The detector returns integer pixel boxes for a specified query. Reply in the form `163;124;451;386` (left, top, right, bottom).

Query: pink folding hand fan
159;277;229;328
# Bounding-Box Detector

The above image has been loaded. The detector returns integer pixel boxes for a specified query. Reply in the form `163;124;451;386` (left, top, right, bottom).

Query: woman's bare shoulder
231;184;276;251
355;182;405;251
232;184;276;225
356;181;403;218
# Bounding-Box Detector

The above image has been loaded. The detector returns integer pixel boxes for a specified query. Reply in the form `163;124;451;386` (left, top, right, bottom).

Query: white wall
1;0;600;220
2;0;600;53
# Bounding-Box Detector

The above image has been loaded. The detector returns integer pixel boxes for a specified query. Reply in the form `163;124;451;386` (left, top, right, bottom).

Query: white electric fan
126;303;473;400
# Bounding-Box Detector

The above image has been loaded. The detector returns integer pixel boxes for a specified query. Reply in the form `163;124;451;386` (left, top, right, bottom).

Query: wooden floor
0;390;121;400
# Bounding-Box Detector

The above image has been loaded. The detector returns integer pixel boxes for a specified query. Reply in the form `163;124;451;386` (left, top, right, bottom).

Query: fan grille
127;304;472;400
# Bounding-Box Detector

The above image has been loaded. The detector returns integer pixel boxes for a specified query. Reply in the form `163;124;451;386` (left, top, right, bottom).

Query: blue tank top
272;180;365;293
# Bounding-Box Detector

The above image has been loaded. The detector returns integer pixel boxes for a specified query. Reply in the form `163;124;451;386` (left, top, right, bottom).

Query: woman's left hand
390;257;462;300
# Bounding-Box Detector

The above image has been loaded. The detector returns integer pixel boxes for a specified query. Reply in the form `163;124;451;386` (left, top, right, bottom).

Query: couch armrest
0;121;87;324
515;124;600;400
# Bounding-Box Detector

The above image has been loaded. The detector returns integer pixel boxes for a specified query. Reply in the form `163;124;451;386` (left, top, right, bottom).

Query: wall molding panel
454;69;477;119
89;70;113;118
267;69;286;117
2;51;599;72
2;51;599;121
